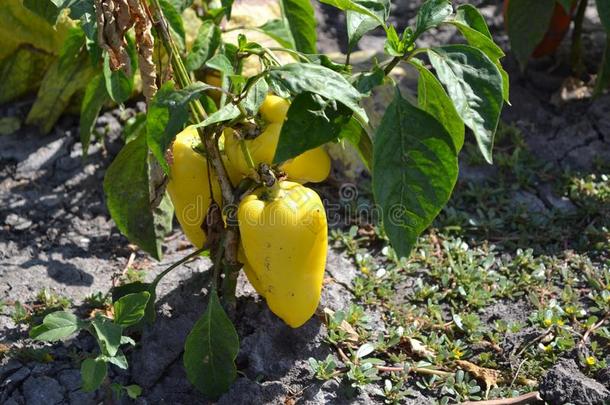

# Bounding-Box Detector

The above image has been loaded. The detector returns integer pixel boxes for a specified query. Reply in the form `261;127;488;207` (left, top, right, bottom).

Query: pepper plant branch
151;246;208;290
383;48;427;76
146;0;241;303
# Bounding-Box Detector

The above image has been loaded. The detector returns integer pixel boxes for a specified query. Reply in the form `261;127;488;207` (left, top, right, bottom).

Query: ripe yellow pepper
166;126;222;248
225;95;331;183
204;69;223;103
238;181;328;327
259;94;290;123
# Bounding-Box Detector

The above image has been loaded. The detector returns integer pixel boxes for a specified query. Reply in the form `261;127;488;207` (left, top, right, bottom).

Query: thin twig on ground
461;391;542;405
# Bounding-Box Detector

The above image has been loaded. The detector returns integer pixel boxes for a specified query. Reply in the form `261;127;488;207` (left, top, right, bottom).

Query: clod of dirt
539;359;610;405
501;327;544;362
22;376;65;405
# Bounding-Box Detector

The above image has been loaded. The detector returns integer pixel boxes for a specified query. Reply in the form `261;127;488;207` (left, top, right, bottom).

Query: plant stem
239;139;256;170
383;56;402;75
383;48;427;76
151;246;208;290
267;47;310;62
571;0;587;77
210;241;225;291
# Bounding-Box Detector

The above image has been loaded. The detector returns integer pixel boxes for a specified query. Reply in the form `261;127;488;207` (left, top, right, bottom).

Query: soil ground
1;1;610;404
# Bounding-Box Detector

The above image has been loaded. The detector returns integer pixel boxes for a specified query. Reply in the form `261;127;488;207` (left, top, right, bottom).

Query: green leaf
57;26;86;70
506;0;556;69
123;113;147;144
372;89;458;258
30;311;82;341
595;37;610;96
80;358;107;392
80;74;109;157
103;53;133;105
594;0;610;95
449;5;509;102
410;59;464;151
91;316;122;357
304;54;350;73
354;65;386;94
346;0;390;50
274;92;352;163
146;81;211;173
186;21;221;72
198;104;241;126
427;45;503;163
267;63;368;123
258;19;296;49
415;0;453;37
167;0;194;12
69;0;100;63
112;282;156;325
159;0;186;51
281;0;317;54
103;132;166;259
221;0;235;19
557;0;574;13
113;292;151;327
242;78;269;116
384;25;401;56
121;335;136;346
102;350;129;370
319;0;384;25
184;290;239;399
206;54;234;76
125;384;142;399
22;0;62;25
340;116;372;170
596;0;610;32
453;4;492;38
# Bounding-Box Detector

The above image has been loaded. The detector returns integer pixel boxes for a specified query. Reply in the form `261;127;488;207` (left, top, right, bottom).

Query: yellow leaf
0;0;71;61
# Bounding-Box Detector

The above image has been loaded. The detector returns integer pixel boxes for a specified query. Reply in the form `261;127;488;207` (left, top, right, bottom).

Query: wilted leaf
80;74;109;156
406;337;435;358
0;0;70;61
26;29;94;134
103;132;173;260
0;47;54;104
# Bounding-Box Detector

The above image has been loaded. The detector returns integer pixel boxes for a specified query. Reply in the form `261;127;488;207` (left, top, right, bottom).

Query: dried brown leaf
455;359;502;388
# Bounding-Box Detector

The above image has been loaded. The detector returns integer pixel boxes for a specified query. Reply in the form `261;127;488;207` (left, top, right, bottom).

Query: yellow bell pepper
238;181;328;327
166;126;222;248
259;94;290;123
224;95;331;183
